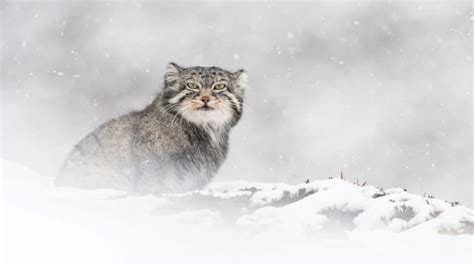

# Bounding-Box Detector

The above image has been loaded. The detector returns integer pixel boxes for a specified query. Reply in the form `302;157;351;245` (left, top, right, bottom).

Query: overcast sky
1;1;472;204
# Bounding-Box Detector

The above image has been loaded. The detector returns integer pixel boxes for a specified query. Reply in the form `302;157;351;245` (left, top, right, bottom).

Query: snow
1;159;472;263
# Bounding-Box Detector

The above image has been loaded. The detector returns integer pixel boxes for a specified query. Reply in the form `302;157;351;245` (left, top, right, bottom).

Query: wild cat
56;63;247;194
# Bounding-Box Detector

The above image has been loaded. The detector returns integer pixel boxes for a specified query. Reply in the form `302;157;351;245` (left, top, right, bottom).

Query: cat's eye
213;83;227;91
186;82;199;91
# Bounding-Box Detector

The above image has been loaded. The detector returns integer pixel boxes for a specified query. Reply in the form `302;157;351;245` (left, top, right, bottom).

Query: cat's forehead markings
185;67;231;81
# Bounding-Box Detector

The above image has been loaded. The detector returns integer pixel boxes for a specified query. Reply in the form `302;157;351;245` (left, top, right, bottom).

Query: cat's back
56;111;143;189
80;112;137;157
57;106;188;186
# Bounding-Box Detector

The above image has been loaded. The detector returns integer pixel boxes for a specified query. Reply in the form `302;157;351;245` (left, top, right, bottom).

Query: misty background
1;1;472;204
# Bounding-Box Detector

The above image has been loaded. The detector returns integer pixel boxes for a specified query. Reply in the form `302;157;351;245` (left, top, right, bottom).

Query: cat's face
161;63;247;127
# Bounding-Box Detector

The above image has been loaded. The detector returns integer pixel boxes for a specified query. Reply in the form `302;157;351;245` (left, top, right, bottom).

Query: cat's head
160;63;247;128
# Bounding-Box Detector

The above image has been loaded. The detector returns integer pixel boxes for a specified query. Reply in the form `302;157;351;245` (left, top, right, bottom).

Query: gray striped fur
56;63;247;194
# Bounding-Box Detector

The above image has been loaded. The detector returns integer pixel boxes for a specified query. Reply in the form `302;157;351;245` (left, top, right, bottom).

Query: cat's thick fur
56;63;247;194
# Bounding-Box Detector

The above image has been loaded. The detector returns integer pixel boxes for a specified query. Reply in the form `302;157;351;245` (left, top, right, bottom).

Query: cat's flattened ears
164;62;184;87
232;69;248;96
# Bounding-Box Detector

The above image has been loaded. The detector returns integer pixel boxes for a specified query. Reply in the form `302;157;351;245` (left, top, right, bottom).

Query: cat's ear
164;62;183;86
232;69;248;96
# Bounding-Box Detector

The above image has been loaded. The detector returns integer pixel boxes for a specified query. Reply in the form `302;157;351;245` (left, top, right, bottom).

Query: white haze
2;159;473;264
1;1;472;204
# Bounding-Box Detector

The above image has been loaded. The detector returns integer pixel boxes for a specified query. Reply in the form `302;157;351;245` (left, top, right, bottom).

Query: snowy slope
1;159;472;264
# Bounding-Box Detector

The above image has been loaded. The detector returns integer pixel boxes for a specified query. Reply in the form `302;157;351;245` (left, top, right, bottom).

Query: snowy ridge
1;159;473;263
162;178;473;235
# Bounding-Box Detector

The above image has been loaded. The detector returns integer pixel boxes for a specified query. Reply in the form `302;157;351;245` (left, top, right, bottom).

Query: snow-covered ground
1;159;472;264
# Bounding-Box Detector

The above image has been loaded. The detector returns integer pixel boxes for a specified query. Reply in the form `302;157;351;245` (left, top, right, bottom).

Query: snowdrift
1;159;472;263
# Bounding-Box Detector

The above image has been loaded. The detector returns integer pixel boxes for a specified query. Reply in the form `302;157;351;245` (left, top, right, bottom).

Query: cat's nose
201;96;210;104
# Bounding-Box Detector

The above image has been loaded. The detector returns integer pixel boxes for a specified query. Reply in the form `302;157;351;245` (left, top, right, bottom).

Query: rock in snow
1;159;473;263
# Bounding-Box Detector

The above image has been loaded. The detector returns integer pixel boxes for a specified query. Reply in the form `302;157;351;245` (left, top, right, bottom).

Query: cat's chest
188;132;228;158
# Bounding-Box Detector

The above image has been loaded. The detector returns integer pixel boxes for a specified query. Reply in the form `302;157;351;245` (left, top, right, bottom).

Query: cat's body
56;63;247;194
